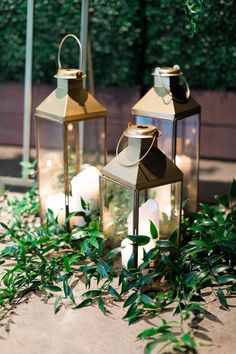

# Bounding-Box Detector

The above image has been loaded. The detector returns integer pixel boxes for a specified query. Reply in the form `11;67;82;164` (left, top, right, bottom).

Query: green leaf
97;263;109;278
145;333;177;354
140;294;156;307
126;235;151;246
67;286;76;305
108;286;122;301
208;254;223;266
230;179;236;198
139;273;157;287
156;240;176;249
98;298;107;316
217;288;229;309
89;237;99;249
74;298;93;309
138;327;169;340
215;194;229;208
0;222;10;231
217;274;236;285
63;256;71;273
42;284;62;293
182;271;197;286
63;278;69;297
106;247;121;259
181;333;196;348
123;302;139;319
127;252;135;270
84;244;97;262
82;290;102;298
145;340;159;354
54;296;62;314
124;291;139;308
34;247;48;263
150;220;158;239
80;197;87;210
212;264;231;275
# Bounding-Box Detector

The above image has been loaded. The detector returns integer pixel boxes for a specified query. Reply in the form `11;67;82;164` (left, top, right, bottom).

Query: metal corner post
79;0;89;165
23;0;34;171
80;0;89;84
0;0;34;194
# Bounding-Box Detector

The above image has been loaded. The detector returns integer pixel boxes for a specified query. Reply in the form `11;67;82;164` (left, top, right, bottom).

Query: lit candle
71;166;101;226
121;199;159;268
176;154;192;176
45;193;75;226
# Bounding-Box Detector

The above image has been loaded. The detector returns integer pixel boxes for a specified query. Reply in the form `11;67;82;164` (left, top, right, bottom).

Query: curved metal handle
156;66;190;102
115;131;157;167
58;34;83;70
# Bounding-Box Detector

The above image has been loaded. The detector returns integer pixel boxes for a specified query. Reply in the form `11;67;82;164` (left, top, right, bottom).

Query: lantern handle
115;130;158;167
156;66;190;102
58;34;83;71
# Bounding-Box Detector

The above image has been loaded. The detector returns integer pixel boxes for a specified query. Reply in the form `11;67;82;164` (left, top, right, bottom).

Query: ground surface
0;279;235;354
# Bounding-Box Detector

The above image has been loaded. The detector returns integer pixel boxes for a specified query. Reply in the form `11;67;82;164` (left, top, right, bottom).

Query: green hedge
145;0;236;90
0;0;235;90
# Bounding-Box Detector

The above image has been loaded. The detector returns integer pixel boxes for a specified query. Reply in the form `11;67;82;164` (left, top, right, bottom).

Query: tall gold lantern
132;66;200;213
35;35;107;226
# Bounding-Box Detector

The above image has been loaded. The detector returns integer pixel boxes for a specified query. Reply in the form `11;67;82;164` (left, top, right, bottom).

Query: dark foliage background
0;0;236;90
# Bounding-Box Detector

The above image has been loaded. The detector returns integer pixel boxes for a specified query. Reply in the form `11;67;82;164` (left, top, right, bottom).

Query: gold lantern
100;124;183;269
132;65;200;213
35;34;107;226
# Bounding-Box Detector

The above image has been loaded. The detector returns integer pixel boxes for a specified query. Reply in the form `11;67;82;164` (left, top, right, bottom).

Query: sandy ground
0;276;235;354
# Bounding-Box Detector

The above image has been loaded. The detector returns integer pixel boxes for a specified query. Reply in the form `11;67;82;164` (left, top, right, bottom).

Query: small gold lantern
132;66;200;213
35;35;107;225
100;124;183;269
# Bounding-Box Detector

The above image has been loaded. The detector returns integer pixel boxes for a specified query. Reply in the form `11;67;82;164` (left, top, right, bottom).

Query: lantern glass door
36;118;65;222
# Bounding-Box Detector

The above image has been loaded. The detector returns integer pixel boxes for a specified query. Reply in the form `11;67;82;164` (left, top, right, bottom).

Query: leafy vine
0;179;235;353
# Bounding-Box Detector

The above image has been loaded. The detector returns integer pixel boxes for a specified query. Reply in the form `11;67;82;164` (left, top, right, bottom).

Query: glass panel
136;114;200;213
136;116;173;158
176;114;199;212
101;177;134;250
66;117;105;177
36;117;65;222
150;182;181;242
67;118;105;226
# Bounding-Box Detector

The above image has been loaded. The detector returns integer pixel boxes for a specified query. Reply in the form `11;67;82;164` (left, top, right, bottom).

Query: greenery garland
0;178;236;353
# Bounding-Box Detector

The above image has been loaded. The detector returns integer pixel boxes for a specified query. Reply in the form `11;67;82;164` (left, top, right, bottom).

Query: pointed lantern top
35;34;106;122
102;124;183;190
132;65;200;121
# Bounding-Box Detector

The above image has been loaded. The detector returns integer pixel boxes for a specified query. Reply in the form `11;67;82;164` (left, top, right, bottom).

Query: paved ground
0;279;235;354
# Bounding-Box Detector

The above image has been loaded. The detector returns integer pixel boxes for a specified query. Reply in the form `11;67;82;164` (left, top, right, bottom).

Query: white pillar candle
45;193;75;226
71;166;101;226
121;199;159;268
154;184;172;218
176;154;192;176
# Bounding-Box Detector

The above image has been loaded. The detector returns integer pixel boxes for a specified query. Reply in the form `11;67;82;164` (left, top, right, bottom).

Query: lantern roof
132;66;200;120
35;69;107;122
132;87;200;121
102;135;183;190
